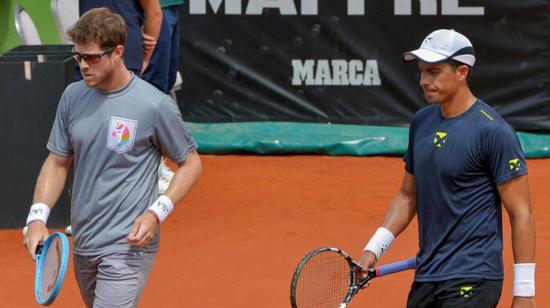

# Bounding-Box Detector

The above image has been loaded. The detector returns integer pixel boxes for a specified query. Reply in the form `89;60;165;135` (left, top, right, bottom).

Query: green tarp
186;122;550;158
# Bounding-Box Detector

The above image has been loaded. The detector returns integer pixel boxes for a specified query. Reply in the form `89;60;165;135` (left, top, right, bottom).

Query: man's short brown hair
67;8;126;49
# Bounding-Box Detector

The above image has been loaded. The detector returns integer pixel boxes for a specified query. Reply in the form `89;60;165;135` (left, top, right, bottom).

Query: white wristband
364;227;395;260
513;263;536;297
147;195;174;223
26;203;50;226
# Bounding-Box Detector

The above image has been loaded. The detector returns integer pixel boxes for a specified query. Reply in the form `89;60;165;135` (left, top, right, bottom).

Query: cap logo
425;37;433;46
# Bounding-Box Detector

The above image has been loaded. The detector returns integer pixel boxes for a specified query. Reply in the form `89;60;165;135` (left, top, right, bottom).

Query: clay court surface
1;155;549;307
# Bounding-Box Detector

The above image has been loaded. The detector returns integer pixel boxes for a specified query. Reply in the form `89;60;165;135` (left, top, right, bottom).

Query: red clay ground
1;156;549;307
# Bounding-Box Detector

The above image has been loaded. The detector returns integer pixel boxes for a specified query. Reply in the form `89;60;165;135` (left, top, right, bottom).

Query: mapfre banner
179;0;550;131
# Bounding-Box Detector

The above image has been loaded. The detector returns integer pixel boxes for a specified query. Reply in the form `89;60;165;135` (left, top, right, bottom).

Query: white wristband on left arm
513;263;536;297
147;195;174;223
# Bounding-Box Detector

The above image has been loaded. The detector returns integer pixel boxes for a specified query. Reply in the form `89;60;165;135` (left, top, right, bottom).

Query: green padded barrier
518;132;550;158
185;122;550;158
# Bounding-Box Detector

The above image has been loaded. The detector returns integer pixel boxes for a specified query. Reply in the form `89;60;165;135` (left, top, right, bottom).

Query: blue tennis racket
35;232;69;306
290;247;415;308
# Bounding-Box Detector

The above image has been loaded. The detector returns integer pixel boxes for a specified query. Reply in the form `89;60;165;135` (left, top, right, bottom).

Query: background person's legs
164;5;181;93
142;6;182;194
141;17;171;94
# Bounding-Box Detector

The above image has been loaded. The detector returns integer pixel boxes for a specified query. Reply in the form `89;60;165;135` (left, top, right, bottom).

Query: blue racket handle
375;258;416;277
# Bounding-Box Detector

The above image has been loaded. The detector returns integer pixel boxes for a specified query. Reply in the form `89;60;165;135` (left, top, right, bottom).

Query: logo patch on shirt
509;158;521;171
107;116;138;153
433;131;447;148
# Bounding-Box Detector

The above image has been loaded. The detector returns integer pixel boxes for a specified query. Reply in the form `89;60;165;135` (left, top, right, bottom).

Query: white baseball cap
402;29;476;66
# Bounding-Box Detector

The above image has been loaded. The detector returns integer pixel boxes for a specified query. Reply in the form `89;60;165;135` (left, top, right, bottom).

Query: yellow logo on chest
433;131;447;148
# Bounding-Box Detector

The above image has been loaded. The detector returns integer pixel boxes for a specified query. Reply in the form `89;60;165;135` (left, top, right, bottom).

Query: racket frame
35;231;69;306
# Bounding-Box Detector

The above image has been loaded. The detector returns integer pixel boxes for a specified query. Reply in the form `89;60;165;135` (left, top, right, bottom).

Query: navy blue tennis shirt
404;100;527;281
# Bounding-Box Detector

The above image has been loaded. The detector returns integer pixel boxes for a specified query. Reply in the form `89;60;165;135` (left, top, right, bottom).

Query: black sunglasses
72;47;115;64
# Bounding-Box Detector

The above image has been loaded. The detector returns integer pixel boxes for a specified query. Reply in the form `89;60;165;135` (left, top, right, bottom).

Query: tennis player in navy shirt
359;29;536;307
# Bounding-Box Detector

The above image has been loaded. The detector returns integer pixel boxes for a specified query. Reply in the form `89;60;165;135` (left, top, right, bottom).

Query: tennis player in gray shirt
23;8;202;307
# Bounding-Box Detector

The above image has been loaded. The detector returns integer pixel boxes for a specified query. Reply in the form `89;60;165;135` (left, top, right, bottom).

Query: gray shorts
73;250;157;308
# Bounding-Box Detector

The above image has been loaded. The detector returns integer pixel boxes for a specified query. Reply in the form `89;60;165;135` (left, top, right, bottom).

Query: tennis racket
290;247;415;308
34;232;69;306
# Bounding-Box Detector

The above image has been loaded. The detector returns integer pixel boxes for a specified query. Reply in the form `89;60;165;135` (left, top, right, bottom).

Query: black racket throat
345;265;376;301
36;244;44;255
355;266;376;286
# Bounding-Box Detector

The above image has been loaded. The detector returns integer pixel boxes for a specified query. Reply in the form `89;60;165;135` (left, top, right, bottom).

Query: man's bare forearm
164;151;202;204
32;154;72;208
381;172;416;236
510;210;536;263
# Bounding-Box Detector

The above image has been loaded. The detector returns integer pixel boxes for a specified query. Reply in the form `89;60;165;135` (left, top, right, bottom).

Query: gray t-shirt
47;74;196;256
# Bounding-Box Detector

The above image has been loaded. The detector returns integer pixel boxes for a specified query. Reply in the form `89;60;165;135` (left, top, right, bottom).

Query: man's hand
141;31;156;75
356;250;377;286
512;297;536;308
23;221;49;260
358;250;377;273
142;31;156;53
127;212;158;248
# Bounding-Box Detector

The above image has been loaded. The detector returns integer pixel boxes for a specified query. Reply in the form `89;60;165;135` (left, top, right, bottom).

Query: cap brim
402;49;449;63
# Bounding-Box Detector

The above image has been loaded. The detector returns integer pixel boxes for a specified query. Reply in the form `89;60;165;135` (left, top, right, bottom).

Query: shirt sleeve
404;116;416;174
485;123;528;185
46;87;73;157
153;97;197;163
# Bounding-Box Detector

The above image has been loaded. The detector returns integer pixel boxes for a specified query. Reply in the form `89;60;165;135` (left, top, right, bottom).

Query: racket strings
295;251;352;307
39;237;62;299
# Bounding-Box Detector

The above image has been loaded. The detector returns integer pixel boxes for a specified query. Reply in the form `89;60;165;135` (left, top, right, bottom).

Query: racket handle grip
376;258;416;277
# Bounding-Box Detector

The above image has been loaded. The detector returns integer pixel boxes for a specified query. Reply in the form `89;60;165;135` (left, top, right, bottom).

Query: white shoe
158;160;174;194
64;225;72;236
159;161;175;179
158;175;171;194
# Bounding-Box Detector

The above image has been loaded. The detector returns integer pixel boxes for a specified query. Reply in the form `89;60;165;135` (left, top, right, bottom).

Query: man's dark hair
447;59;472;78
